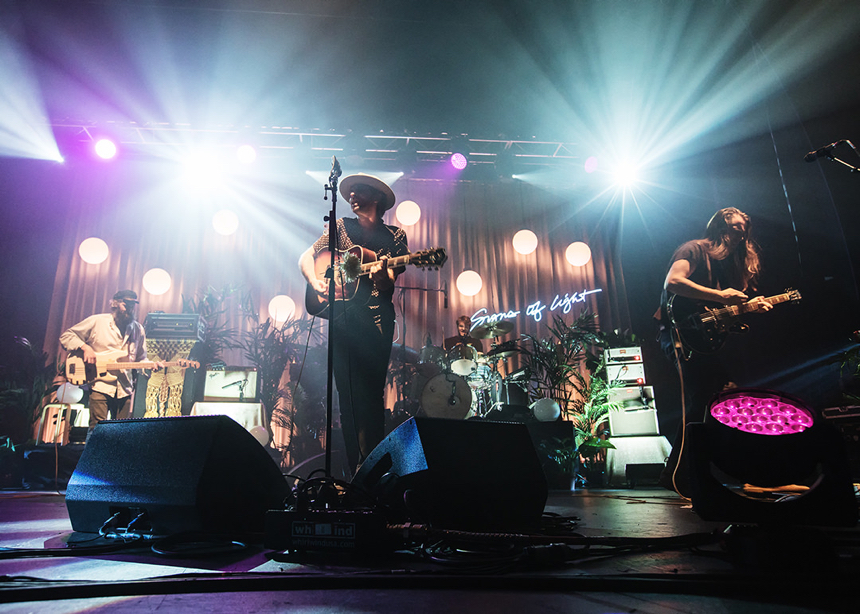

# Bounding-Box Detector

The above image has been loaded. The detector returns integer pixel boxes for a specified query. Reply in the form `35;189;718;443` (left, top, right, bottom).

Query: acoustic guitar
65;348;199;386
305;246;447;319
666;289;801;359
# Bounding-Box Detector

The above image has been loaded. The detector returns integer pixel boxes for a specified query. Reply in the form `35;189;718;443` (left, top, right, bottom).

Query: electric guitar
666;289;801;358
306;246;447;319
65;348;199;386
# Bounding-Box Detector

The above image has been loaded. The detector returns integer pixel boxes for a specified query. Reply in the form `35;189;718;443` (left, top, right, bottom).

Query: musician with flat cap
299;173;410;476
60;289;148;438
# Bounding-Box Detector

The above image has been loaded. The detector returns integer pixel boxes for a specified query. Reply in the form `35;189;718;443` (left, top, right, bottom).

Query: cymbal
471;320;514;339
486;346;521;360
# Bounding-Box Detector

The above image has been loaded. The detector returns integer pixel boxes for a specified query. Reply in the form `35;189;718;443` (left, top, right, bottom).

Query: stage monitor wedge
352;417;548;531
66;415;289;537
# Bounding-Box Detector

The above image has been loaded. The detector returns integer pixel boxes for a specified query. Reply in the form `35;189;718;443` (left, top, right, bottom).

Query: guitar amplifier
604;347;642;364
203;367;259;402
608;385;660;437
144;313;205;341
606;362;645;385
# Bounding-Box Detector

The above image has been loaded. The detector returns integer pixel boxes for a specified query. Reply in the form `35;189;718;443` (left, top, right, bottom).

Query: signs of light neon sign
471;289;603;328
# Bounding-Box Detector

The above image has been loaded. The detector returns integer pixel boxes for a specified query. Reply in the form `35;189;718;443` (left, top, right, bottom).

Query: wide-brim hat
340;174;396;212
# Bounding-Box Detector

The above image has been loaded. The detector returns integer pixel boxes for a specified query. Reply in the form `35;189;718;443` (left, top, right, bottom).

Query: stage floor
1;485;858;613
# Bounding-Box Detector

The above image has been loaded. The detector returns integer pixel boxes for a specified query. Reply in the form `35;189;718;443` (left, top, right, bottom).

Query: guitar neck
714;292;793;319
356;253;415;276
102;361;186;371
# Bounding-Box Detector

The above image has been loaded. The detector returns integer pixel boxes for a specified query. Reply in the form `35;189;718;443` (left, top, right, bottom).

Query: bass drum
420;372;472;420
417;345;446;377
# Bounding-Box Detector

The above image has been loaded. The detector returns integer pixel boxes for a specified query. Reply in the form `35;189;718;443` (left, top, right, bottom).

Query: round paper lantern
142;268;171;295
565;241;592;266
249;425;270;446
78;238;109;264
212;209;239;236
512;229;538;255
456;270;483;296
532;398;561;422
57;382;84;404
395;200;421;226
268;295;296;322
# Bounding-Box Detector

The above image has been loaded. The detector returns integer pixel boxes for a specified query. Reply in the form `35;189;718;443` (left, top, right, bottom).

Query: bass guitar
666;288;801;358
65;348;199;386
306;246;447;319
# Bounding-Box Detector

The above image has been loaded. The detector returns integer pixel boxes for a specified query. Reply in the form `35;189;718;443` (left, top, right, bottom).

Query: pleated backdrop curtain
43;163;631;436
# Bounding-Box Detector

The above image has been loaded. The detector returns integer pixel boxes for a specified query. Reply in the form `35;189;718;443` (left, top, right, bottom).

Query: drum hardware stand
395;285;446;414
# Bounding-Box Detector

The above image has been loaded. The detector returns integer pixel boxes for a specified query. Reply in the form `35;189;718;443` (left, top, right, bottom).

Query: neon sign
471;289;603;327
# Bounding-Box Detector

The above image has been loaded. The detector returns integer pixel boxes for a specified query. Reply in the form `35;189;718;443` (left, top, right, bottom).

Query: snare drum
420;373;472;420
448;344;478;376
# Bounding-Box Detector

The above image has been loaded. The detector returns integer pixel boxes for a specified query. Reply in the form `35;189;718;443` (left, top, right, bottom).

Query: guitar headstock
412;247;448;270
178;359;200;369
785;288;802;303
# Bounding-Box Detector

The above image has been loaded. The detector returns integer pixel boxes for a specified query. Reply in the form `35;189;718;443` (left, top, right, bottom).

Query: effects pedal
264;509;394;554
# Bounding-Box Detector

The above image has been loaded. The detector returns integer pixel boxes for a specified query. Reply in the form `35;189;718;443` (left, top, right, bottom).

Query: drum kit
410;320;524;420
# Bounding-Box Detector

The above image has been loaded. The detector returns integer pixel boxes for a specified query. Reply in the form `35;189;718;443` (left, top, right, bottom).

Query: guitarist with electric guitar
59;289;164;437
299;173;439;476
655;207;795;497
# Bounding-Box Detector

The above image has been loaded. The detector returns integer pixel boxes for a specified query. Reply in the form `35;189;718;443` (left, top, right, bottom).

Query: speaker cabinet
65;415;289;536
352;417;548;530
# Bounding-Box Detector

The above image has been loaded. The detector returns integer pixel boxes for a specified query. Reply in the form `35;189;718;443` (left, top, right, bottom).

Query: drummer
443;315;484;355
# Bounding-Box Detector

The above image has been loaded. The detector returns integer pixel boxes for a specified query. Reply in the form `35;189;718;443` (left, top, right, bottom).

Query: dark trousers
332;308;395;475
87;390;131;432
659;329;731;495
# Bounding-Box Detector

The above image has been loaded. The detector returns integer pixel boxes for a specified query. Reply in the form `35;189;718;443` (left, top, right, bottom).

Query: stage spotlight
236;144;257;164
687;388;857;527
450;152;468;170
613;161;639;186
93;138;118;160
142;268;171;296
456;270;483;296
181;149;225;192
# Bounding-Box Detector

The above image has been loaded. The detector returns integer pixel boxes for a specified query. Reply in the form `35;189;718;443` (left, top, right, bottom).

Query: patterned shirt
313;217;409;316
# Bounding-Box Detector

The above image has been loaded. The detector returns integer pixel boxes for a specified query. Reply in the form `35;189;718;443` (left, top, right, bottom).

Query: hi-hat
471;321;514;339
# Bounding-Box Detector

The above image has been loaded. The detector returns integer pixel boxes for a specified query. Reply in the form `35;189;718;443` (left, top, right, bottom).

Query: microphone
804;140;843;162
443;281;448;309
330;156;342;177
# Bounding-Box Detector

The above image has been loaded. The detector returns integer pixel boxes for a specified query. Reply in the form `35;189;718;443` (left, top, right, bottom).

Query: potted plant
519;310;620;487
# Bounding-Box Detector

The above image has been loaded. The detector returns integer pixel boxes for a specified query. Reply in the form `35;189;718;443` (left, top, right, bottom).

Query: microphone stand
323;156;342;478
818;140;860;174
824;155;860;174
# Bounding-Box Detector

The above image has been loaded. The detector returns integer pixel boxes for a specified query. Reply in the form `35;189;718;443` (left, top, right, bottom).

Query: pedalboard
264;509;395;553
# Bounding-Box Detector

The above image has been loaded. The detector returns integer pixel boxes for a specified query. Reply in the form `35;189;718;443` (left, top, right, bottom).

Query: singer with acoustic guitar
654;207;778;496
299;173;410;476
59;289;161;439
